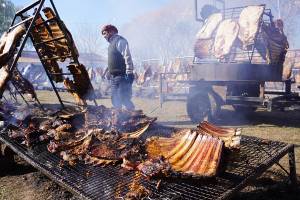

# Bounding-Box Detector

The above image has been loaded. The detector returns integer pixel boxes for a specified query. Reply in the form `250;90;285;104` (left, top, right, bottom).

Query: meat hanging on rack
64;63;96;106
42;7;79;61
0;24;26;66
30;14;64;82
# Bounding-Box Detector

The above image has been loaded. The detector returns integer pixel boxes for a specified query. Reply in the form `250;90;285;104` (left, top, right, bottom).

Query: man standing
101;24;135;110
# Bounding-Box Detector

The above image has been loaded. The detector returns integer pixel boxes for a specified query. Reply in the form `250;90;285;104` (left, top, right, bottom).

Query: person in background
101;24;135;110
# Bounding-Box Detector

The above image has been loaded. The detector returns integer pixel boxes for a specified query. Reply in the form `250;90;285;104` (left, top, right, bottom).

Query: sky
11;0;172;33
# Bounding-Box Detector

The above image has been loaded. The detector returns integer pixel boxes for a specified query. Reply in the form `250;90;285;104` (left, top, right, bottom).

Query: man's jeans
111;75;135;110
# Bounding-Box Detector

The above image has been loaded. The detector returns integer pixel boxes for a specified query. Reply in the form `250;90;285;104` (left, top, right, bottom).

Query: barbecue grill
0;127;296;200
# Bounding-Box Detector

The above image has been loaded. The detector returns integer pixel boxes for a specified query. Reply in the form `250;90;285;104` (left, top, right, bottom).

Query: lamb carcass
213;19;239;59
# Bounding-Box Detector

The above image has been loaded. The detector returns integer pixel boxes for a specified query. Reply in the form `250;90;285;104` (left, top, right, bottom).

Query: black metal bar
2;94;9;103
159;73;164;108
34;36;65;46
8;16;34;32
40;54;72;61
33;16;58;28
20;33;65;109
10;82;30;107
30;45;65;109
7;87;19;103
9;0;45;73
9;15;17;28
49;72;73;76
0;134;88;200
47;1;97;107
0;132;296;200
49;0;62;21
219;144;294;200
15;0;41;16
33;93;45;111
288;146;297;187
285;79;292;95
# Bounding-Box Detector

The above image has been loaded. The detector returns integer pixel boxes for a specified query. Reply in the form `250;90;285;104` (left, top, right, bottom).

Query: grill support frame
0;130;297;200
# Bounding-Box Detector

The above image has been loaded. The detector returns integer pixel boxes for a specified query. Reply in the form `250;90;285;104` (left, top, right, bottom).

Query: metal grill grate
0;129;294;200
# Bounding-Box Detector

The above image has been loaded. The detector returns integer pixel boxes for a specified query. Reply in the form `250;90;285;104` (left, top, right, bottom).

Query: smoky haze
120;0;300;62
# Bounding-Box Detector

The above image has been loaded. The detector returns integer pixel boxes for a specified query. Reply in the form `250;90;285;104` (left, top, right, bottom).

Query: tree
0;0;16;35
74;23;105;55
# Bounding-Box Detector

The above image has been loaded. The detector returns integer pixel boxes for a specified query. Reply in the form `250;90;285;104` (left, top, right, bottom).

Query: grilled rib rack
0;130;297;200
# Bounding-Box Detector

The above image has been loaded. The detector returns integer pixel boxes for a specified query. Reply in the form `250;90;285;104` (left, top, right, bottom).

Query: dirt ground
0;91;300;200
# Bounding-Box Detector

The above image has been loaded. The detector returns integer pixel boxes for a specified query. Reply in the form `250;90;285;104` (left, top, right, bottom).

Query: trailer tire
187;91;220;123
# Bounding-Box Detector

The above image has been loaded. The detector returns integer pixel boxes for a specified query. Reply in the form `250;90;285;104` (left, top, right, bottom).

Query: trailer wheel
187;91;220;123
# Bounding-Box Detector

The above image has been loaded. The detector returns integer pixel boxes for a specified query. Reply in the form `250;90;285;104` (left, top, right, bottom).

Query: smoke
121;0;200;62
120;0;300;66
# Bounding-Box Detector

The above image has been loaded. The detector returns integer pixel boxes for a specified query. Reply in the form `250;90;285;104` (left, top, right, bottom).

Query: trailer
159;0;300;122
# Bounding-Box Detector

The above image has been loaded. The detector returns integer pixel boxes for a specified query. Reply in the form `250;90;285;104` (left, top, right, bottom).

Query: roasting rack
0;127;297;200
5;0;97;109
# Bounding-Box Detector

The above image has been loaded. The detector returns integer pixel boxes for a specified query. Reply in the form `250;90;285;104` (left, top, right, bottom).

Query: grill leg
288;146;297;187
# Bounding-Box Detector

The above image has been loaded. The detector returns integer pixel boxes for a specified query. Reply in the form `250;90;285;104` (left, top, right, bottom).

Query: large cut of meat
197;121;241;149
213;19;239;59
11;68;38;100
194;13;222;59
282;51;296;80
64;63;95;105
31;14;57;58
30;15;64;82
196;12;223;40
146;129;223;177
0;66;10;98
261;24;289;66
0;25;26;65
42;7;79;61
238;5;264;49
194;39;214;59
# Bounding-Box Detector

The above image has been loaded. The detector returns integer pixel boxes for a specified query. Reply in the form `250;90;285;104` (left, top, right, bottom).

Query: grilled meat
197;121;241;149
123;181;150;200
146;126;225;178
213;19;239;60
42;7;79;60
137;157;172;178
0;66;10;98
196;12;223;40
63;63;95;105
11;68;37;100
238;6;264;49
0;25;26;65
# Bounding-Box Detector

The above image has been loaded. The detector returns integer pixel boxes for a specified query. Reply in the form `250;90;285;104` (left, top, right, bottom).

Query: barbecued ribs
146;129;224;178
197;121;241;149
